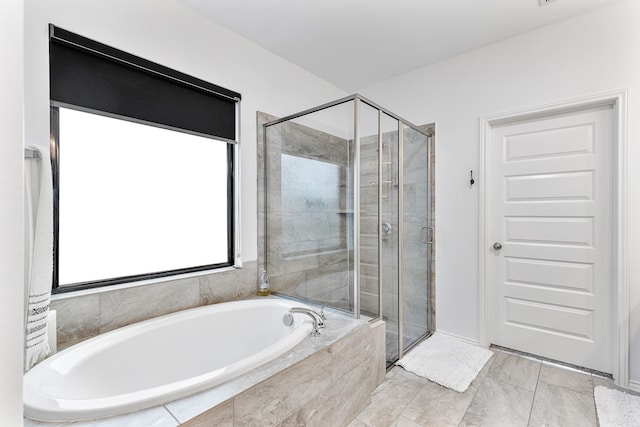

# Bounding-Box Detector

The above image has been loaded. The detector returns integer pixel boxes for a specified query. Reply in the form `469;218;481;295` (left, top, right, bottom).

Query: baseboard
628;380;640;393
435;330;481;347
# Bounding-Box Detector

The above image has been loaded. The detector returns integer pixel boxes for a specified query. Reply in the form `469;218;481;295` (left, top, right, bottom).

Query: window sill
50;264;242;301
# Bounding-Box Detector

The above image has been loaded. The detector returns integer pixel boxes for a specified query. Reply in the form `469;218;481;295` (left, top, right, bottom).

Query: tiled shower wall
257;112;354;311
358;127;433;321
258;113;436;338
357;132;390;318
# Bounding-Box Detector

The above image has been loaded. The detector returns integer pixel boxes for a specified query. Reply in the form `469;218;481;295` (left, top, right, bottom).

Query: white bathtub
23;298;314;422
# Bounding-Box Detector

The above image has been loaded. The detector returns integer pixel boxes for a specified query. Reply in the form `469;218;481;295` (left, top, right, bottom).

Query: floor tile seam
487;374;537;394
397;414;425;427
364;375;424;425
536;377;596;398
451;374;491;427
396;384;428;417
529;381;599;427
485;353;542;391
379;380;428;426
397;414;435;427
592;384;602;427
454;385;480;427
163;403;181;425
352;416;369;427
393;370;435;391
525;360;542;427
396;380;448;425
483;353;497;373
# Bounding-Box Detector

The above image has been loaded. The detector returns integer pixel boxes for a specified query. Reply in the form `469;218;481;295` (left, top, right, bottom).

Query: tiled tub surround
25;309;385;426
51;261;258;349
25;299;319;422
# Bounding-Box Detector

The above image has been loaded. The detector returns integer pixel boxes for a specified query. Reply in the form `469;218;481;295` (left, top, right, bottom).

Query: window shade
49;25;240;141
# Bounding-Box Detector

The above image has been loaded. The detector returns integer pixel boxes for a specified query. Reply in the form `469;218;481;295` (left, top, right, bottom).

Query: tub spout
284;307;325;337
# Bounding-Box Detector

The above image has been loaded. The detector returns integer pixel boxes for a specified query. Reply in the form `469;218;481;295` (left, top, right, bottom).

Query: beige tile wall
258;112;354;311
51;261;257;349
182;320;386;427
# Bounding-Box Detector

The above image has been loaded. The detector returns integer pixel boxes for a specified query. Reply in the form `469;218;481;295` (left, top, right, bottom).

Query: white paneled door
490;106;614;373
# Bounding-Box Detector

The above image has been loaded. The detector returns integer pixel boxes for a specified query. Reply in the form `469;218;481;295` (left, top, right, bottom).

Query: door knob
493;242;503;250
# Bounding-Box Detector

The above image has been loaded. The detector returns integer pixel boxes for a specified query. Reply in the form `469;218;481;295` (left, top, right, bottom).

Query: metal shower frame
263;94;432;360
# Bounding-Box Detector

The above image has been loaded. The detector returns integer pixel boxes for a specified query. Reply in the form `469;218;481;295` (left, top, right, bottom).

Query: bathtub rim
23;298;315;422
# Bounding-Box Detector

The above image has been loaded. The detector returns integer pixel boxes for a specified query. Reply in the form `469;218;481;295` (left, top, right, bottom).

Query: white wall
361;0;640;384
0;0;25;422
10;0;345;419
17;0;640;401
24;0;347;264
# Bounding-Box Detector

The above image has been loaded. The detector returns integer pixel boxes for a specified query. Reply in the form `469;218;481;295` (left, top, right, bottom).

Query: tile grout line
360;368;427;427
163;404;181;425
525;361;542;426
456;385;480;427
397;376;433;427
396;383;428;427
535;376;596;398
377;371;421;426
591;374;601;427
456;353;494;427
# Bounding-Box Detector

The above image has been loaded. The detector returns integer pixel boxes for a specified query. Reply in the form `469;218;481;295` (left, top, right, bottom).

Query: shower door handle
381;222;392;236
420;226;434;244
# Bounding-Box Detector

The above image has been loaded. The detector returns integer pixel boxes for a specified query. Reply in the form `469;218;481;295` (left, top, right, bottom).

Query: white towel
25;145;53;370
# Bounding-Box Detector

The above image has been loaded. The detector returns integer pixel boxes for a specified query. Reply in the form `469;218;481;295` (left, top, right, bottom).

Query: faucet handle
319;305;327;321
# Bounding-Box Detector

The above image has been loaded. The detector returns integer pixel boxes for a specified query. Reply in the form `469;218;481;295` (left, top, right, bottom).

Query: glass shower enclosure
259;95;432;365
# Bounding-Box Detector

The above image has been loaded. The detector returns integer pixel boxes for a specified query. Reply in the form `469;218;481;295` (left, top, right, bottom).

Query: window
49;25;241;292
280;154;345;254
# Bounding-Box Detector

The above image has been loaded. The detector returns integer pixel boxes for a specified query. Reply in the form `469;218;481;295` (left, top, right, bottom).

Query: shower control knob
493;242;503;250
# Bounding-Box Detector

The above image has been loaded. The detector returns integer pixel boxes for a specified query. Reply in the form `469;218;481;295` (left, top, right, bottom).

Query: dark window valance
49;24;240;141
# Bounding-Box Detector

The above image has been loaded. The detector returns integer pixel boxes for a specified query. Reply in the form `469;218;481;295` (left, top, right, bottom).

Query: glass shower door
401;125;432;352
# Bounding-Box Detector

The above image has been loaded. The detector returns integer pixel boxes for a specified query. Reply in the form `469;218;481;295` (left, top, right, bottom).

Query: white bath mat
397;332;493;393
595;385;640;427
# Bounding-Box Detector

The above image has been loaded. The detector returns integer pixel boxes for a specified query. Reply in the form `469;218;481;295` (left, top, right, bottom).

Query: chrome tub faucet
283;307;325;337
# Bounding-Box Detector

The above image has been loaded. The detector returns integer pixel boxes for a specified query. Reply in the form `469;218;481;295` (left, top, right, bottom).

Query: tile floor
350;349;636;427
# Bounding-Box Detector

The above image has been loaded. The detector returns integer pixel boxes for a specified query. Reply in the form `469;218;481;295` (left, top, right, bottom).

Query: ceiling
177;0;623;92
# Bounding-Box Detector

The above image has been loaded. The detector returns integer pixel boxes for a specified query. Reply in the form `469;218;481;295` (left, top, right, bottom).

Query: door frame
478;90;629;387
